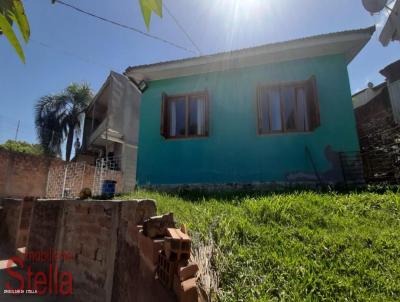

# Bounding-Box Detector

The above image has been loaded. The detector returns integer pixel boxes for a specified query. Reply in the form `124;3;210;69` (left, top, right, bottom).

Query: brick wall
111;200;176;302
45;162;123;199
355;92;400;183
0;149;63;198
26;200;63;272
0;149;124;199
24;199;176;302
0;198;22;250
15;198;35;248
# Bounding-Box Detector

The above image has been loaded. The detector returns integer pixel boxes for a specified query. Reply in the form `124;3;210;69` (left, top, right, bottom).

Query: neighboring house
125;27;375;188
79;71;141;192
353;60;400;183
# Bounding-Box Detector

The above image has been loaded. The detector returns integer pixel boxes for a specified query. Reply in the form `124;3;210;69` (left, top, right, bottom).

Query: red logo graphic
4;250;73;296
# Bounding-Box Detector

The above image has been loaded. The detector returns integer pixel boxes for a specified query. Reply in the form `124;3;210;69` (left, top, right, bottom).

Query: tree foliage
1;0;163;63
34;83;93;161
0;140;49;156
0;0;30;63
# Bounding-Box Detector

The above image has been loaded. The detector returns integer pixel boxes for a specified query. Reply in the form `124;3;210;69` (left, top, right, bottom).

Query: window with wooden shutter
306;76;320;131
257;77;320;134
161;91;209;139
160;93;168;137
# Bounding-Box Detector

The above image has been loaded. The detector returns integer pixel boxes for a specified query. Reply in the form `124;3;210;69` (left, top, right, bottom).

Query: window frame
161;90;209;140
256;78;319;135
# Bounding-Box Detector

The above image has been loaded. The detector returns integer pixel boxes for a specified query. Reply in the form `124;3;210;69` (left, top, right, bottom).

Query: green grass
120;190;400;301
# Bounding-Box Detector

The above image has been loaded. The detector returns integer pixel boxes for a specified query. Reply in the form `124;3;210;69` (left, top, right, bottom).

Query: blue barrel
101;180;117;197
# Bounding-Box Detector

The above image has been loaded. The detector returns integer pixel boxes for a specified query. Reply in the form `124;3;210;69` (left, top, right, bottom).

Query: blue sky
0;0;399;145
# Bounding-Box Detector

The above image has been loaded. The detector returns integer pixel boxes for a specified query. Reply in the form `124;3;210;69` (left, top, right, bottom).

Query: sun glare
217;0;269;19
209;0;281;51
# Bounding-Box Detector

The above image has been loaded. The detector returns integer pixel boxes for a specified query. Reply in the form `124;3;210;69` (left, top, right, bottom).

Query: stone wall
0;149;63;198
24;199;176;302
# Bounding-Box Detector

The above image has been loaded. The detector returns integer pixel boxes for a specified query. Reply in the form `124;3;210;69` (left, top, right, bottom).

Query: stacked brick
136;213;200;302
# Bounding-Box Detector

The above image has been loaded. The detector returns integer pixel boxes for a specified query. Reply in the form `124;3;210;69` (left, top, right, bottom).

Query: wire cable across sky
162;3;202;55
53;0;197;55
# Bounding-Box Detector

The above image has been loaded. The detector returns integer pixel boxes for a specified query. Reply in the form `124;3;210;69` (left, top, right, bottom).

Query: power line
163;3;202;55
53;0;196;54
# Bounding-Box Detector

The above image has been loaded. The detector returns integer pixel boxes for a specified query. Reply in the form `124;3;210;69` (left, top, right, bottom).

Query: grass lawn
120;190;400;302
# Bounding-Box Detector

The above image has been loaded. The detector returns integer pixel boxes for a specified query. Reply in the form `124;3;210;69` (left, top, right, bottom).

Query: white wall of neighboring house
353;86;385;109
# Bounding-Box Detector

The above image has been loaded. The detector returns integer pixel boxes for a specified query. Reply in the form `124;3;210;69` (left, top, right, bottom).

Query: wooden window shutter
204;90;210;136
160;93;168;137
306;76;320;131
256;86;263;134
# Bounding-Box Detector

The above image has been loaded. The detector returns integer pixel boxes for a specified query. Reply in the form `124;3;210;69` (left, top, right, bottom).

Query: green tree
0;139;48;156
1;0;162;63
35;83;93;161
0;0;30;62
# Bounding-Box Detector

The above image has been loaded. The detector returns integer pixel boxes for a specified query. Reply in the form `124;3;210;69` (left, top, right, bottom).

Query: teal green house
125;27;374;188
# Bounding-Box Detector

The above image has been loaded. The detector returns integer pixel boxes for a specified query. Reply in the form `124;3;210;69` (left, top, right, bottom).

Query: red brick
164;229;191;261
174;277;198;302
173;274;181;297
138;230;164;265
140;254;158;275
158;251;177;289
178;262;199;282
132;225;143;243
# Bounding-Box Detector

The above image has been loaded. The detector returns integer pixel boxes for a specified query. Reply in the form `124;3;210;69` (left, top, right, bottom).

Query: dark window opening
257;77;320;134
161;91;209;139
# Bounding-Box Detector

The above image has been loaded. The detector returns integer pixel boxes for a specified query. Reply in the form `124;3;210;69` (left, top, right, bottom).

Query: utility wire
163;3;202;55
53;0;196;54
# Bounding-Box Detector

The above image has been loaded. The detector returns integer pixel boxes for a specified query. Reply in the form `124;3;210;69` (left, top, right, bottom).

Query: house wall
80;72;141;192
137;54;359;186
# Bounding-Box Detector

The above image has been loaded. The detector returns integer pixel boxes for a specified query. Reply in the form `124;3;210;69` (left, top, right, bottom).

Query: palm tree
35;83;93;161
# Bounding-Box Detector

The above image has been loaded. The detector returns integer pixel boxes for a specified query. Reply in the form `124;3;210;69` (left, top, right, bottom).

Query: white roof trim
86;71;141;113
126;27;375;82
380;0;400;46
